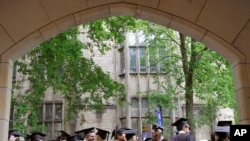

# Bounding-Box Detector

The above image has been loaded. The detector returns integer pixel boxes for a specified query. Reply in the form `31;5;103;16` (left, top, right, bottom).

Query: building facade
11;29;234;141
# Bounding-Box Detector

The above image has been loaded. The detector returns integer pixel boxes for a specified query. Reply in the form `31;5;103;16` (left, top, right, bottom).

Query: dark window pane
131;118;139;132
121;100;127;117
131;98;139;116
130;48;137;72
149;47;157;72
121;118;126;128
120;50;125;74
45;123;52;140
139;47;147;72
12;63;17;81
55;103;62;121
45;104;53;121
141;98;148;116
159;47;166;72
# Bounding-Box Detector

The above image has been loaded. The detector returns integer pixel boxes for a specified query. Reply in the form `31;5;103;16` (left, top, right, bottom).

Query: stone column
233;63;250;124
0;60;13;140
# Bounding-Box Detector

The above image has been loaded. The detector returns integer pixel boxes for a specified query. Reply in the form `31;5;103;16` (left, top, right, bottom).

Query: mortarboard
217;121;232;126
152;123;165;131
215;126;230;133
58;130;71;139
171;118;188;131
111;125;120;139
123;128;137;140
67;135;78;141
75;127;95;139
30;131;46;141
96;128;110;141
9;130;22;137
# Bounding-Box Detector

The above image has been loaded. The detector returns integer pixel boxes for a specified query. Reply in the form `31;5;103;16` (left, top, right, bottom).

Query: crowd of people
8;118;231;141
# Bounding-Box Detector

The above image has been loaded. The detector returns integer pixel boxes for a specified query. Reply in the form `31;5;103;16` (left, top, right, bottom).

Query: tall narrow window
12;63;17;81
131;118;139;133
131;98;139;116
128;32;136;46
139;47;147;72
121;100;127;117
40;102;63;140
159;47;166;72
149;47;157;72
138;31;145;46
130;47;137;72
141;98;148;116
120;50;125;74
45;103;53;121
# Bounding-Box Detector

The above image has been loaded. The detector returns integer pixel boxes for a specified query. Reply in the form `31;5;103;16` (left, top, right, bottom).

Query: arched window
131;98;139;117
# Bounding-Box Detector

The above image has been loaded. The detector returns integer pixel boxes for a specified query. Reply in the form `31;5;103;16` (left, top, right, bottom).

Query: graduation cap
58;130;71;139
122;128;137;140
75;127;95;139
96;128;110;141
30;131;46;141
171;118;188;131
152;123;165;131
67;135;78;141
9;130;22;137
215;126;230;133
217;121;232;126
111;125;121;139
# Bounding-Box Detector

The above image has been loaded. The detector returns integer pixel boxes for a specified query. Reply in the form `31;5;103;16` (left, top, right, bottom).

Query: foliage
11;15;236;135
11;27;125;133
134;21;235;130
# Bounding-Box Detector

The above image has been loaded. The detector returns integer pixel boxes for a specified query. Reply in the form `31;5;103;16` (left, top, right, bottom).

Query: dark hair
116;129;124;136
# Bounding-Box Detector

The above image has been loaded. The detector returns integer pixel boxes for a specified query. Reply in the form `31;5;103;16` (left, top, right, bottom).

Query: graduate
75;127;96;141
96;128;110;141
171;118;195;141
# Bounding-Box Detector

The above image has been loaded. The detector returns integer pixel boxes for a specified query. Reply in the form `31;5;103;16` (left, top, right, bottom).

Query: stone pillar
0;60;13;140
233;63;250;124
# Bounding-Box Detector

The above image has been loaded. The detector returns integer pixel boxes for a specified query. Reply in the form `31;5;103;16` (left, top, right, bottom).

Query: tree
11;27;125;132
11;16;236;138
79;16;236;137
140;22;235;137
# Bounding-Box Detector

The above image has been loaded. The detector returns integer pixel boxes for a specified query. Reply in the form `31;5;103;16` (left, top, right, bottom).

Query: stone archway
1;1;250;139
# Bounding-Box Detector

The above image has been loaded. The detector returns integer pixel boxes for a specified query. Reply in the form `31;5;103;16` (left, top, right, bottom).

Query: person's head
30;132;46;141
75;127;96;141
123;129;137;141
171;118;190;133
182;124;190;133
214;126;230;141
57;130;70;141
151;124;163;141
9;130;22;141
85;132;96;141
8;135;16;141
96;128;110;141
116;129;126;141
151;129;157;140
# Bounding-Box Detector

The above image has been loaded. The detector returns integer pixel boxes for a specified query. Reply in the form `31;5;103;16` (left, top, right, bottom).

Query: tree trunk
179;33;196;138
